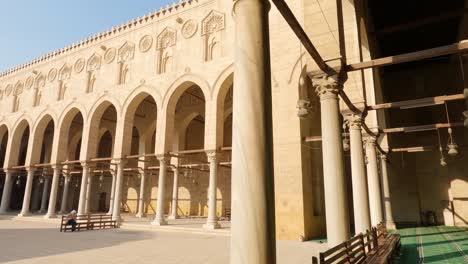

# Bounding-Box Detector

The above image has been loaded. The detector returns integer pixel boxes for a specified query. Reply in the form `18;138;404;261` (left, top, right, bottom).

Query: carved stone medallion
25;76;34;89
48;68;58;82
182;20;198;39
4;84;12;96
139;35;153;52
74;58;85;73
104;48;116;64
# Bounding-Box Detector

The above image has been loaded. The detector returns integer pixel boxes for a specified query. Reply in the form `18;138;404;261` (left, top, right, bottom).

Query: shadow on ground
0;227;154;263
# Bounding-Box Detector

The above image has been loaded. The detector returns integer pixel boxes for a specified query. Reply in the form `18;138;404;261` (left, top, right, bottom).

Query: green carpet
395;226;468;264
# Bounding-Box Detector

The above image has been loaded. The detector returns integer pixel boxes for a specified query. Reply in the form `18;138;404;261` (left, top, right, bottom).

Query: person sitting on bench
66;210;77;232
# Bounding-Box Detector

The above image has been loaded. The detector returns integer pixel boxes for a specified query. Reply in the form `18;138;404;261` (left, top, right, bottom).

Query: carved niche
117;42;135;85
156;27;176;74
58;64;72;101
34;74;46;107
0;89;3;100
4;84;12;97
201;10;225;62
86;53;102;93
12;81;24;112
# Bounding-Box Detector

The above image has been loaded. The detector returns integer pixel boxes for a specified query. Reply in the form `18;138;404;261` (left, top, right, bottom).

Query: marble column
152;156;169;226
39;175;51;213
85;172;93;214
77;163;90;215
313;74;350;247
380;155;395;229
346;115;371;234
18;167;36;217
45;166;61;218
365;137;383;226
204;151;220;229
59;174;71;214
0;170;13;213
168;167;179;220
112;160;126;222
231;0;276;262
107;171;116;215
135;169;146;218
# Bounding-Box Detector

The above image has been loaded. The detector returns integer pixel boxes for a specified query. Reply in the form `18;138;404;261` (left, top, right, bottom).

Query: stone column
135;169;146;218
18;167;36;217
45;166;61;218
313;74;350;247
0;170;13;213
231;0;276;262
152;156;169;226
107;170;116;215
59;174;71;214
380;155;395;229
31;180;41;211
112;160;126;222
346;115;371;234
365;137;383;226
85;172;93;214
168;167;179;220
39;175;51;214
204;151;220;229
77;163;90;215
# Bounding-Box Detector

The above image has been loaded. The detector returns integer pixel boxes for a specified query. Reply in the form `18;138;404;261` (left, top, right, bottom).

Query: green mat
395;226;468;264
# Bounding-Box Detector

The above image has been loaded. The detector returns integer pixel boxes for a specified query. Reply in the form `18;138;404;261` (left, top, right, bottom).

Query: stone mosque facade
0;0;467;245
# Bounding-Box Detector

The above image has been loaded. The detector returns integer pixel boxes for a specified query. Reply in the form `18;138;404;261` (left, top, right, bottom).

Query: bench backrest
61;214;113;223
313;234;367;264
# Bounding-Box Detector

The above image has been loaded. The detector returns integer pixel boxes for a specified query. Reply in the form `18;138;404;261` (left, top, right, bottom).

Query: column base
44;213;57;219
0;209;8;214
386;221;396;230
168;215;179;220
17;212;31;217
112;216;123;225
151;218;168;226
135;213;146;218
38;209;47;214
203;221;221;230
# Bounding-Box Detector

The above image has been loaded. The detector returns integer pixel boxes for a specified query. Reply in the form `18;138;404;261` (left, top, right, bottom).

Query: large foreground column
347;115;371;234
152;156;169;226
135;169;146;218
18;167;36;217
59;174;71;214
168;167;179;220
365;137;383;226
0;170;13;213
313;74;350;247
107;171;116;215
45;166;61;218
204;151;220;230
380;155;395;229
231;0;276;263
77;163;90;215
112;160;126;222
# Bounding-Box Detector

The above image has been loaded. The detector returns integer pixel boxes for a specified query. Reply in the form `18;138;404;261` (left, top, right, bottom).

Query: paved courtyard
0;217;327;264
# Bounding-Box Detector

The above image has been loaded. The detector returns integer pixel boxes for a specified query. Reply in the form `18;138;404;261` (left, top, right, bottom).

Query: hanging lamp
342;123;350;152
444;102;459;156
437;129;447;167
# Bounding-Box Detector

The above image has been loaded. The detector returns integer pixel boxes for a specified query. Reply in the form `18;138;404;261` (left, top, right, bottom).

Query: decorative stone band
312;74;342;100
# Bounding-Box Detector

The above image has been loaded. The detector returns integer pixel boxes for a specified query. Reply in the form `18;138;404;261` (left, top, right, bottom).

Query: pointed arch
5;118;32;167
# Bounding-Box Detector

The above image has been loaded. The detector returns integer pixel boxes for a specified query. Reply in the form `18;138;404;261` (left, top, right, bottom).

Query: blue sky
0;0;174;72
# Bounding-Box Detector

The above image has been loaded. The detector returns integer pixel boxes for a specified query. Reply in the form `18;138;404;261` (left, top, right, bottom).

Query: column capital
156;155;170;165
113;158;127;166
312;74;342;100
206;150;219;163
380;154;388;162
80;162;89;169
364;136;377;146
51;164;62;170
26;166;36;173
345;114;363;130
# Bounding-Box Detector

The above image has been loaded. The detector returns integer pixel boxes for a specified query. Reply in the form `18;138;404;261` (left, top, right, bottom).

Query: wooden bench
224;208;231;221
60;214;118;232
312;223;401;264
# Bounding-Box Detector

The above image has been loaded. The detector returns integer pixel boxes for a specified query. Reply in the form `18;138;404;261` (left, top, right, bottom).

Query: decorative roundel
74;58;85;73
104;48;116;64
139;35;153;52
182;19;198;39
48;68;58;82
25;76;34;89
4;84;12;96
